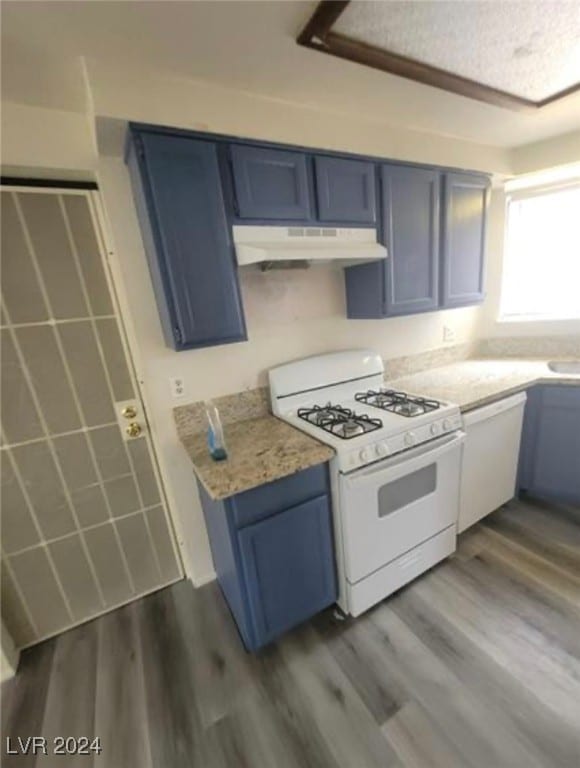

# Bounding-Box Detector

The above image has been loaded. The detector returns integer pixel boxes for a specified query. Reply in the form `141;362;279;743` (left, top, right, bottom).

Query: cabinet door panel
238;495;336;646
519;385;580;503
441;173;490;308
230;145;312;220
532;387;580;501
383;164;440;315
129;131;246;349
315;156;376;223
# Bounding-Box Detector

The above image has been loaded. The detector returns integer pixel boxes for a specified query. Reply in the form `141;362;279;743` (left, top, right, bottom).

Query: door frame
1;181;185;591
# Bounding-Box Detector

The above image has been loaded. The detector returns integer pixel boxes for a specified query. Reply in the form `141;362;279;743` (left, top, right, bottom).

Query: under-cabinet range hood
233;225;387;269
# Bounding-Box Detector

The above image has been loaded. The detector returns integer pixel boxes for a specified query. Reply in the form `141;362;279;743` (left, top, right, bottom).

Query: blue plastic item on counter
206;401;228;461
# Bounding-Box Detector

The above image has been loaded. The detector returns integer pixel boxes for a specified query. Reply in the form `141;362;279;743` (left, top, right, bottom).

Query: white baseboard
192;570;216;588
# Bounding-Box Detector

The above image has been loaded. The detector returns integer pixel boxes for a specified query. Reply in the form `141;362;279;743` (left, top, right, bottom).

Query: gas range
268;349;465;618
270;351;462;473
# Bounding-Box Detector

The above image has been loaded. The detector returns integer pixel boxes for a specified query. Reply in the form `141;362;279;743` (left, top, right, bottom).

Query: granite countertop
175;351;579;500
178;415;334;501
387;358;580;412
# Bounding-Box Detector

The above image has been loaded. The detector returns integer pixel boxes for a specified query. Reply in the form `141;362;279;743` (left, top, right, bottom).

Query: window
500;183;580;321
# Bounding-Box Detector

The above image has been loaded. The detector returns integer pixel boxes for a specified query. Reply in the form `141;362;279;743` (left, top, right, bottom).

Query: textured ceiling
335;1;580;101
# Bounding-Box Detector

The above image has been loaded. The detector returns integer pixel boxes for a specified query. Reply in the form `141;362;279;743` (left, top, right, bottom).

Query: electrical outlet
443;325;456;343
170;377;186;398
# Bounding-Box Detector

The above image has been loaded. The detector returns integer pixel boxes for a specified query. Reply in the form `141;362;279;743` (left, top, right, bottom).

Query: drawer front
347;524;456;617
232;463;328;529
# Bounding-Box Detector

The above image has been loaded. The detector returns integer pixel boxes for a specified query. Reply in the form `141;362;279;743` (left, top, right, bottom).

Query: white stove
270;349;462;473
269;349;465;617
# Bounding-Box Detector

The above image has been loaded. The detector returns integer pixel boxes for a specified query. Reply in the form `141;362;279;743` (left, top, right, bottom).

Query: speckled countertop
387;358;580;412
175;351;579;500
177;415;334;500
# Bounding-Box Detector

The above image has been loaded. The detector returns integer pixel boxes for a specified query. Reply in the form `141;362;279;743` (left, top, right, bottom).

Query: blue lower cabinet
199;464;337;651
238;495;336;646
519;385;580;503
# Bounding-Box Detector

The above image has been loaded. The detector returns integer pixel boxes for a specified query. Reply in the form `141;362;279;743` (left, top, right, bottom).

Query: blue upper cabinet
198;463;336;651
345;163;440;318
382;164;440;316
230;145;313;220
314;156;376;223
440;172;490;308
127;129;247;350
519;385;580;504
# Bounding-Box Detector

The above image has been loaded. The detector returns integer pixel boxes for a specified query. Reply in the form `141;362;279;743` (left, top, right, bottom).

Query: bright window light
500;183;580;321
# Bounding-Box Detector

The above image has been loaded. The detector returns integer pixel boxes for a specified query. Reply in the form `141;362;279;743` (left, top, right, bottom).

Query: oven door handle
344;430;466;485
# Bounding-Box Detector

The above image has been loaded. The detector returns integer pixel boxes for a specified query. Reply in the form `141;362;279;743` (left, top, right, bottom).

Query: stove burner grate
297;404;382;439
355;389;441;417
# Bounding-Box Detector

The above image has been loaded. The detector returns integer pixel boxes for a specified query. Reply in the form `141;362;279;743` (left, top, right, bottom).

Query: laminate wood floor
3;496;580;768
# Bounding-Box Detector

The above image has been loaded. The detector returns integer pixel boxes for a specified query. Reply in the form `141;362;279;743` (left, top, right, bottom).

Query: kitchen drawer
347;524;456;617
232;463;328;528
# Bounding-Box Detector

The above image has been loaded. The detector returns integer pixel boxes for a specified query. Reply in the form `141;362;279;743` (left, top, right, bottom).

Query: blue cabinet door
230;145;313;220
382;164;440;315
345;164;440;318
127;130;247;349
238;495;337;647
441;172;490;308
520;386;580;503
314;156;376;223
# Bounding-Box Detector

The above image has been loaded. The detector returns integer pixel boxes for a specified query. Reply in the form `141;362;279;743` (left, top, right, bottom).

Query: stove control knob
443;418;453;431
375;442;389;458
359;448;371;463
430;422;440;436
404;431;416;447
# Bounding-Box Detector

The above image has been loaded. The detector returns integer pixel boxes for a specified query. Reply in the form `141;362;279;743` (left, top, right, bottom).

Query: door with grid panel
1;185;183;648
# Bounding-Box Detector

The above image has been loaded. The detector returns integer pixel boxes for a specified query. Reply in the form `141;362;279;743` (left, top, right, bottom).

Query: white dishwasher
458;392;527;533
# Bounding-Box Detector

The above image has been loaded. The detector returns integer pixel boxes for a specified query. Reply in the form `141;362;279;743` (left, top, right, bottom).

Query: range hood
233;225;387;269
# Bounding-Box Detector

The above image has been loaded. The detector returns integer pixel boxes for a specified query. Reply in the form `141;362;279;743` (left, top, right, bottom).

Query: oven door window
378;464;437;518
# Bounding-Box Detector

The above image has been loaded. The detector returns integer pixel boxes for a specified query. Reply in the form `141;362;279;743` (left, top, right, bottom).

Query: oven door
339;431;465;583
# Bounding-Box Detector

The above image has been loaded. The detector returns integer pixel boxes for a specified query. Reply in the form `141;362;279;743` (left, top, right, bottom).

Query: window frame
499;179;580;323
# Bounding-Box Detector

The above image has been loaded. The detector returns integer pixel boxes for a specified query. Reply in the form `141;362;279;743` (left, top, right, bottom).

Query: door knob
122;405;137;419
126;422;142;438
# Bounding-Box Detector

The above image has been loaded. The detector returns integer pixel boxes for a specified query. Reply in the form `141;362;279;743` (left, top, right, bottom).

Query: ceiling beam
297;1;580;112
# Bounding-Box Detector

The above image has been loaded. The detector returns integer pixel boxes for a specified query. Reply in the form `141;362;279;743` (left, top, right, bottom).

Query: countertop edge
192;448;334;501
458;375;580;412
179;415;335;501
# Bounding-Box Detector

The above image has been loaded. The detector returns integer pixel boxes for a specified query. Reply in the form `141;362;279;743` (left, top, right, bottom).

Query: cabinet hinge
173;326;183;344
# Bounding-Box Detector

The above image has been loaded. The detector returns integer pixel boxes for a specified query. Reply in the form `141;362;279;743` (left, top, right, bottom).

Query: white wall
85;67;512;584
2;70;578;584
1;101;96;177
511;130;580;175
97;152;482;583
87;63;512;175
